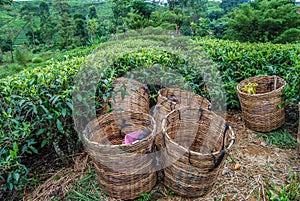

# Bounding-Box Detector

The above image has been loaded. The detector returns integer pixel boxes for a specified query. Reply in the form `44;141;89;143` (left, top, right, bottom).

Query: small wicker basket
237;75;286;132
161;107;235;197
154;88;211;149
82;110;157;200
100;77;150;115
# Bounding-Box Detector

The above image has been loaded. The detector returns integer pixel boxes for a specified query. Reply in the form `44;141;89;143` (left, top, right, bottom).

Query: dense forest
0;0;299;200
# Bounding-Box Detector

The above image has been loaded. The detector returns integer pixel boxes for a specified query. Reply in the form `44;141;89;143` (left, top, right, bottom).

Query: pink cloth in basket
122;130;143;144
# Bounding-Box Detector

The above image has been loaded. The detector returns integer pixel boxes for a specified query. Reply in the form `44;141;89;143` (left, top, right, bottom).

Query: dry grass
26;111;299;201
25;154;91;201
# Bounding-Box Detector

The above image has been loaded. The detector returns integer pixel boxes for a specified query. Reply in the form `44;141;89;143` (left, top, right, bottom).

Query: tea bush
1;36;205;191
1;35;299;193
194;37;300;107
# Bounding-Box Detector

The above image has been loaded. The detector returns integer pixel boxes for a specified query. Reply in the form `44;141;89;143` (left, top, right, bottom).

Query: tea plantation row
0;35;299;193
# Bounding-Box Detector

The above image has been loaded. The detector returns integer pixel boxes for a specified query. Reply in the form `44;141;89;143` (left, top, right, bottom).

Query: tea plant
194;37;300;108
1;35;299;195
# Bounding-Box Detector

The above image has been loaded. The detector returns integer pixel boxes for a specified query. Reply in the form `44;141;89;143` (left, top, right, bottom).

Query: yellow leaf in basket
241;82;258;94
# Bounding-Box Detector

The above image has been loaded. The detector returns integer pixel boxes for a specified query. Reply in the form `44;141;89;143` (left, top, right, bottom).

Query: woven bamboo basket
82;110;157;200
154;88;211;149
237;75;286;132
161;107;235;197
100;77;150;115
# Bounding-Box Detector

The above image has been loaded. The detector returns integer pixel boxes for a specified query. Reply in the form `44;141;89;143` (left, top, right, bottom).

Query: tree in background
39;1;58;47
1;28;15;62
220;0;248;14
0;0;12;7
123;0;157;30
112;0;131;26
20;3;39;47
87;18;99;41
0;37;12;62
54;0;75;49
74;13;88;46
129;0;157;19
224;0;300;43
88;5;97;19
167;0;175;10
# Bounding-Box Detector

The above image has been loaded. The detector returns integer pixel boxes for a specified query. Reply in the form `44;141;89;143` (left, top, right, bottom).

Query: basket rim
161;106;235;157
236;75;286;97
82;110;156;148
158;87;211;103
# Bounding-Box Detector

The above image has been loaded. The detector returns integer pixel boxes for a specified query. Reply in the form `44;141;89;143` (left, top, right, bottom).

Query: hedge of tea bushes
193;37;300;108
0;36;205;191
1;35;299;192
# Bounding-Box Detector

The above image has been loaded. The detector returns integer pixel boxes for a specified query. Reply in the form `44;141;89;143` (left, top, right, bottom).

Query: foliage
0;36;215;193
1;35;299;196
32;57;43;64
88;5;97;19
0;63;29;79
190;17;211;36
74;14;88;46
15;47;28;66
267;172;300;201
0;37;12;53
65;169;107;200
65;169;152;201
20;2;39;47
195;37;300;108
257;129;297;149
224;0;300;43
0;55;84;191
0;0;12;7
220;0;247;13
54;0;75;49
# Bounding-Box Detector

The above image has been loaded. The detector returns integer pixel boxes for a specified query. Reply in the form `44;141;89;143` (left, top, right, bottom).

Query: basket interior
164;108;228;153
159;88;210;109
239;76;285;94
86;112;154;145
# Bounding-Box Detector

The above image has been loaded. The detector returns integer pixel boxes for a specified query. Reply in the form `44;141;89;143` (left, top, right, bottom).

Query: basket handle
168;94;178;110
186;107;204;165
198;107;203;122
210;122;230;171
142;84;150;95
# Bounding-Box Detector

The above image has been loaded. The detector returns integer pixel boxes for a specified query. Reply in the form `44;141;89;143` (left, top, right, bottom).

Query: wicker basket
100;77;150;115
154;88;211;149
237;75;286;132
82;111;157;200
161;107;235;197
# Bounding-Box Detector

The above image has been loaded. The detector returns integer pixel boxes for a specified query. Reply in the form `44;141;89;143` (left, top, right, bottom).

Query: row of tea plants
0;35;299;197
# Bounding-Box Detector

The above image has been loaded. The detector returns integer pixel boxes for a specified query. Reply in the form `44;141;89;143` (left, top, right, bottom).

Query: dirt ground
24;109;299;201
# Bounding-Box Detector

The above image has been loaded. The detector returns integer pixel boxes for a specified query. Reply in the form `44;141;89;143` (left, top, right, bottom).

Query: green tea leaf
56;119;64;133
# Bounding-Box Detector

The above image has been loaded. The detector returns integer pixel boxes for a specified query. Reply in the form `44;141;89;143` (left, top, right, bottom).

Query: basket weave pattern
237;75;286;132
155;88;211;149
161;107;235;197
101;77;150;115
82;111;157;200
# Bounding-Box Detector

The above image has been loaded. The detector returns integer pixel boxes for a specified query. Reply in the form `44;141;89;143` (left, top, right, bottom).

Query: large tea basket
237;75;286;132
82;110;157;200
161;107;235;197
154;88;211;149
